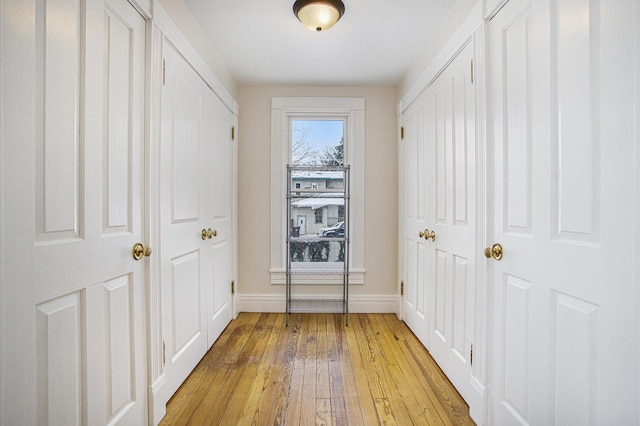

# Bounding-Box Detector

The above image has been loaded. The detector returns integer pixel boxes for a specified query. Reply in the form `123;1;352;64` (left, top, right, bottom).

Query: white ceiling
183;0;456;86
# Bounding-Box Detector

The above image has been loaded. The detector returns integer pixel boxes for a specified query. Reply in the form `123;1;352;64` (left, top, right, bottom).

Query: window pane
290;240;345;263
291;120;344;166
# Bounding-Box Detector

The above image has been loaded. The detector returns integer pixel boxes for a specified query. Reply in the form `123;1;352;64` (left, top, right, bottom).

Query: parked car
321;221;344;238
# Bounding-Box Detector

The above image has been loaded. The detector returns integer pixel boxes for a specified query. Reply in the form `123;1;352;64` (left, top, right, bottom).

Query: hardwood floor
160;313;475;425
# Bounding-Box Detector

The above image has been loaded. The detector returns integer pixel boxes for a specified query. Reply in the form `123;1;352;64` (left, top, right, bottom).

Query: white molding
469;375;487;424
237;294;399;314
270;97;366;286
152;3;237;115
128;0;152;19
484;0;510;20
148;374;167;426
146;21;166;426
399;2;483;114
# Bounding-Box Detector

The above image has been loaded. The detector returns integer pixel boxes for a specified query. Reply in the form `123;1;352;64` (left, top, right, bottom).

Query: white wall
158;0;238;99
399;0;478;100
237;86;398;306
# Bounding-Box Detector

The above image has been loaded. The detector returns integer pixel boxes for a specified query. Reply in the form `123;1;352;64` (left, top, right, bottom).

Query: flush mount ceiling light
293;0;345;32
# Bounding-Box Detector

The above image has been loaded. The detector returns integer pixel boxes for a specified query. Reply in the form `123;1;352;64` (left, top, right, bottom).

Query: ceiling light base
293;0;345;32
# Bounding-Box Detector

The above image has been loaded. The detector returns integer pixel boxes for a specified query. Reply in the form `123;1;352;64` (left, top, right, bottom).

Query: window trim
270;97;365;285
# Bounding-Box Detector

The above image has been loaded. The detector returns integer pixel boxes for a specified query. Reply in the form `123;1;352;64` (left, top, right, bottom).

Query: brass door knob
484;243;503;261
201;229;208;240
208;228;217;238
132;243;152;260
420;229;436;241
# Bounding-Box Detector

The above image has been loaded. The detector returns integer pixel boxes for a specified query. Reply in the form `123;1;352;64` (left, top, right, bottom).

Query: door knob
484;243;503;261
201;229;208;240
208;228;217;238
132;243;152;260
426;229;436;242
420;229;436;241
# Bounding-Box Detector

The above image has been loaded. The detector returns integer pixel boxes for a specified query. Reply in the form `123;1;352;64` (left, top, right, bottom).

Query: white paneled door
401;41;478;412
204;79;235;348
160;42;233;400
425;42;478;406
401;97;429;345
489;0;637;423
2;0;147;423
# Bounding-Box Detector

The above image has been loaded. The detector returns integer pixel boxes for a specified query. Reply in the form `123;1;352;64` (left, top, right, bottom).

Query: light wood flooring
160;313;475;425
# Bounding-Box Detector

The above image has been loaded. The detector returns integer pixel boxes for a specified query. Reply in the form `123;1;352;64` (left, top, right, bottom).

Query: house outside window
315;209;323;224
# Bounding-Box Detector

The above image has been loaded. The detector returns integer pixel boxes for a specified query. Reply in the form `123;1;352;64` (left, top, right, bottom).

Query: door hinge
400;281;404;296
470;343;473;366
163;340;166;366
231;126;235;141
470;59;474;84
163;58;166;85
231;280;235;295
400;126;405;140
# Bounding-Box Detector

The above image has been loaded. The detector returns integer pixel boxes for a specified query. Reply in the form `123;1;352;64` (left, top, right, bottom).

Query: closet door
160;42;211;398
204;95;234;346
160;42;234;399
401;98;429;345
489;0;637;423
424;41;478;405
1;0;148;423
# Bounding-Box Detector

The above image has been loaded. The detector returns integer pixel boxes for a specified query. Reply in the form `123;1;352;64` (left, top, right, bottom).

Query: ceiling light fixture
293;0;345;32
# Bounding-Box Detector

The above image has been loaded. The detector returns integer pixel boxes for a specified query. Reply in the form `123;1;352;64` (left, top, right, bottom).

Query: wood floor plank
357;314;414;425
369;313;444;425
285;314;308;425
333;317;364;426
382;313;471;425
256;313;301;425
316;312;330;400
342;314;386;425
160;312;259;425
300;314;318;426
161;313;475;426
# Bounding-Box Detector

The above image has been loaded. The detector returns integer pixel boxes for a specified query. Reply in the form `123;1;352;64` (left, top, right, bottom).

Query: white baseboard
237;293;399;314
149;374;167;426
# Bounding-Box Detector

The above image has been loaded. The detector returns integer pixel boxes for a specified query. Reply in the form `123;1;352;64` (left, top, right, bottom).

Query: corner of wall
156;0;239;99
398;0;480;101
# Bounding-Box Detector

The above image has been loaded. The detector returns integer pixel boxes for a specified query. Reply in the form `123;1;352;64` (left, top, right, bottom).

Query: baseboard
237;293;399;314
149;374;167;426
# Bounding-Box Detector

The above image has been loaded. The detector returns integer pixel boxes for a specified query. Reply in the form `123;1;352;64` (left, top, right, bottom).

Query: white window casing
270;97;365;285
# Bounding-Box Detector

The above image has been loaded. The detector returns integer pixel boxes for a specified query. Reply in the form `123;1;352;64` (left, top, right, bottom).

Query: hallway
161;313;474;425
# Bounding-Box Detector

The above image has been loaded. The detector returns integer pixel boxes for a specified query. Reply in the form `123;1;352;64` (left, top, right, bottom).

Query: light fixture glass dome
293;0;345;32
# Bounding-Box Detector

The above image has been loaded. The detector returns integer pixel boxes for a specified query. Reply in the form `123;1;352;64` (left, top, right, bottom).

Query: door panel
35;293;83;425
205;94;233;347
161;43;209;397
2;0;147;423
489;0;637;423
401;100;429;345
161;42;233;399
425;41;477;405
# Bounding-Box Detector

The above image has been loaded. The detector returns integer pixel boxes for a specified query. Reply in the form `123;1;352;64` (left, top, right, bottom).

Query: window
315;209;323;224
271;97;365;285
